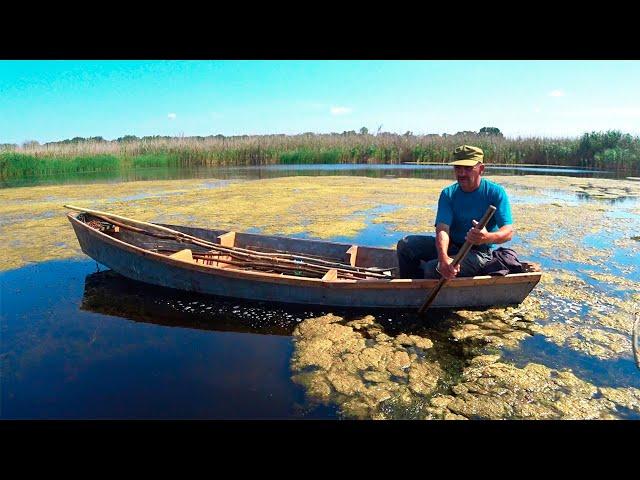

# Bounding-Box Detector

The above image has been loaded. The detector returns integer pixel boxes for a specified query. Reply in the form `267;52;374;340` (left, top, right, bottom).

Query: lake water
1;164;639;419
0;162;625;189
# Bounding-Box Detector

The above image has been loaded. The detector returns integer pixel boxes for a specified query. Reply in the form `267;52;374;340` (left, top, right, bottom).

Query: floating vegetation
290;314;456;420
449;296;546;356
3;173;640;419
532;323;631;360
433;361;619;420
0;176;449;271
491;175;640;202
290;312;639;419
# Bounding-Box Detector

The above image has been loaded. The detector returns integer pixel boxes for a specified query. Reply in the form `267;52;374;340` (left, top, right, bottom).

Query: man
397;145;514;279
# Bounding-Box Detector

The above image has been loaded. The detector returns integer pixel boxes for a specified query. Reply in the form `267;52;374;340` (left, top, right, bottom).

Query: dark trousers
396;235;492;279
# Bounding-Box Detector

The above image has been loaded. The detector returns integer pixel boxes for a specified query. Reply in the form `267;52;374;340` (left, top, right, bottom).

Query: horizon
6;129;631;148
2;60;640;145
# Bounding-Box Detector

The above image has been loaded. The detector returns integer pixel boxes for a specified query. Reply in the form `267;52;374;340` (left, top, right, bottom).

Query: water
1;165;639;419
0;261;340;419
0;162;624;189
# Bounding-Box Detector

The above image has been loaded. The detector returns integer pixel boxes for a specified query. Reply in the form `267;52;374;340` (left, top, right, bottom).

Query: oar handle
417;205;496;314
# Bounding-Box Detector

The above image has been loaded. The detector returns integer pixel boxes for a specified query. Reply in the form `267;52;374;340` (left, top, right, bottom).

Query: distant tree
359;126;369;135
479;127;503;137
149;136;168;141
403;130;413;137
341;130;357;136
0;143;17;150
22;140;40;148
116;135;139;143
454;131;478;136
577;130;624;160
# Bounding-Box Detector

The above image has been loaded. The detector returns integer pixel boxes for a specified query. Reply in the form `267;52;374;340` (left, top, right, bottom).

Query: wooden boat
66;207;542;310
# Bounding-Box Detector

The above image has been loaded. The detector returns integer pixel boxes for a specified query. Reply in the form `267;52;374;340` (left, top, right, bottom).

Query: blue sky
1;60;639;144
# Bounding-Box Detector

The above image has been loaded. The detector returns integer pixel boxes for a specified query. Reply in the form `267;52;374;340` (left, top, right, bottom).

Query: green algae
3;173;640;419
489;175;640;201
441;361;619;420
532;322;631;360
290;314;453;419
0;176;449;271
290;312;640;420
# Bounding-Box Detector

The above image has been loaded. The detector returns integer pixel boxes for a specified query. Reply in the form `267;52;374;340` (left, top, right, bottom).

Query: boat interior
77;212;541;281
78;213;401;279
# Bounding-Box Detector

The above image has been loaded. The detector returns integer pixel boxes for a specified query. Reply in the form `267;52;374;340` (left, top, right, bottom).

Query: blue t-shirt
434;178;513;249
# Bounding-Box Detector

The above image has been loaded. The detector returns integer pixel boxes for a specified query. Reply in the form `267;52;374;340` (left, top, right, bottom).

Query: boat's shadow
81;270;456;336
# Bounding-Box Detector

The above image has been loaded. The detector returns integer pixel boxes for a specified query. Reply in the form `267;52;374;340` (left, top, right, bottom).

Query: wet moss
442;362;619;420
290;313;451;419
598;387;640;413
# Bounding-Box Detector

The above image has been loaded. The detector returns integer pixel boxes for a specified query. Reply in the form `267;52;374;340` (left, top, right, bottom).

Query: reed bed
2;131;639;179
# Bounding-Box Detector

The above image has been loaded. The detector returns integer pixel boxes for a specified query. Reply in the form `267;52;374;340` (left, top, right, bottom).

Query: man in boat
396;145;514;279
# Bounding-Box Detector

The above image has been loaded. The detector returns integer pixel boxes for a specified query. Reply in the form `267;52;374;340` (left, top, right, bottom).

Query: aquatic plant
5;130;640;181
0;152;120;178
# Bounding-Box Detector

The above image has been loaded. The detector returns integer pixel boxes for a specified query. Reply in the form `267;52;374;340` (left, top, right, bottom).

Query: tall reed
2;130;638;179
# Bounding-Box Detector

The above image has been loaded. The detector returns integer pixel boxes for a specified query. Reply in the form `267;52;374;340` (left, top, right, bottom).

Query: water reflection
1;162;619;189
80;269;453;337
1;260;334;419
82;270;311;336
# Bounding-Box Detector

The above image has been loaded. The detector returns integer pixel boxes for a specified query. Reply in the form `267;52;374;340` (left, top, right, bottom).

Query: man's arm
435;223;460;279
466;223;514;245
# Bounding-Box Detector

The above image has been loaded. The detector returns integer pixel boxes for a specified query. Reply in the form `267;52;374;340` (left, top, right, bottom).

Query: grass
0;152;183;180
2;130;640;180
127;153;181;168
0;153;120;178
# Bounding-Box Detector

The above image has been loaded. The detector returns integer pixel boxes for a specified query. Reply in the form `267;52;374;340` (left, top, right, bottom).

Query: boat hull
68;214;541;309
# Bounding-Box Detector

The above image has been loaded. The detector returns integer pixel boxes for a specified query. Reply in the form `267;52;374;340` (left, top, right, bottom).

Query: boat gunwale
67;213;542;290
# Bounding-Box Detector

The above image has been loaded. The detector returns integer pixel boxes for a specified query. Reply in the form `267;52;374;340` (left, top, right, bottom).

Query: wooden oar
417;205;496;314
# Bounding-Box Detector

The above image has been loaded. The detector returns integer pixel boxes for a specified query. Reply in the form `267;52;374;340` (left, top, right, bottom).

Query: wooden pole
417;205;496;314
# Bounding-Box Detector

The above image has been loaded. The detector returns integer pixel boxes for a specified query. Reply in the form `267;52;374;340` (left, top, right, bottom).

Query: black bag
478;247;524;276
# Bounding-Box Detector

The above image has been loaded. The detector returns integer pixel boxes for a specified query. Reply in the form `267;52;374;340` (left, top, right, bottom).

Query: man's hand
437;256;460;279
466;219;491;245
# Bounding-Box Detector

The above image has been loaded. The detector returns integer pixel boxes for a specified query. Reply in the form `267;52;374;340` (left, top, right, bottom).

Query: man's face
454;163;484;192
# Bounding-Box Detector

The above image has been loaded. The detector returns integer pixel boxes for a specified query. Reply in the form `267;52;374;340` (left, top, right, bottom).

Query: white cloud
549;90;565;97
533;106;542;113
168;113;177;120
330;106;352;115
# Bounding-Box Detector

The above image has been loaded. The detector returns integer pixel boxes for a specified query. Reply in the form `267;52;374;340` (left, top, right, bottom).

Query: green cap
449;145;484;166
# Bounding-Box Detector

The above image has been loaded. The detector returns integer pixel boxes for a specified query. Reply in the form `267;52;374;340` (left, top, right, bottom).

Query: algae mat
2;174;639;419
